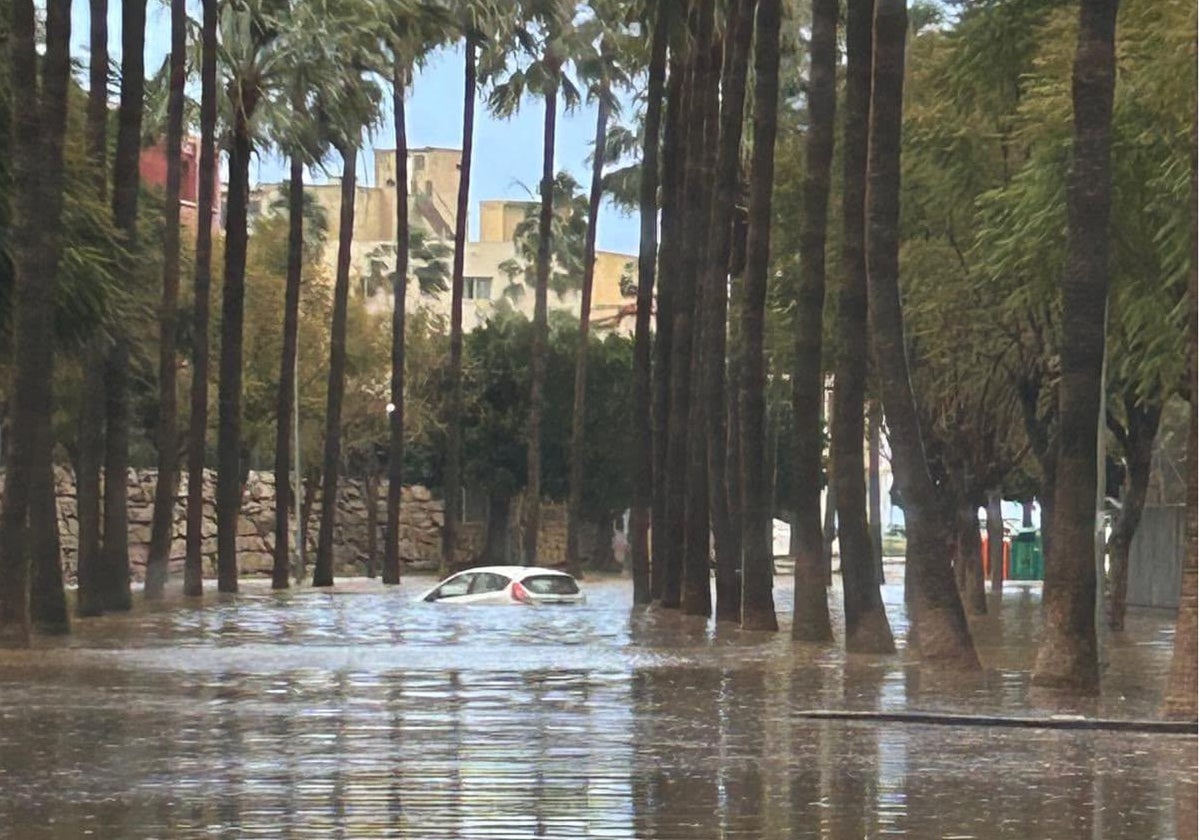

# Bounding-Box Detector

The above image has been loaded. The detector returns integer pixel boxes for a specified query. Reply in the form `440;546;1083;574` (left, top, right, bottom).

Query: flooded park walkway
0;571;1195;838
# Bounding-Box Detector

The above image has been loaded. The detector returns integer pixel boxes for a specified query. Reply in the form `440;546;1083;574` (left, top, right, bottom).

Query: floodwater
0;569;1195;839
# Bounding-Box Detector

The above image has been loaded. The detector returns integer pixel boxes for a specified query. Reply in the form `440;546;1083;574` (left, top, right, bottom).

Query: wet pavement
0;570;1195;838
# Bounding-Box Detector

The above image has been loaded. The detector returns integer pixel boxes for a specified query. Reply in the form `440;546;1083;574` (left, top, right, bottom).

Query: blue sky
69;2;643;254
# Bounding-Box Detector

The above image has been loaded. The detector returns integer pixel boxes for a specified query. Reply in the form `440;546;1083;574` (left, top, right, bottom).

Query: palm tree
0;0;72;646
705;0;754;623
788;0;838;642
441;32;480;577
313;54;386;588
1033;0;1121;692
486;0;580;565
566;11;628;575
76;0;110;617
739;0;781;632
145;0;189;599
185;0;219;598
866;0;976;667
832;0;895;652
99;0;149;613
629;0;669;606
651;50;685;603
384;4;452;585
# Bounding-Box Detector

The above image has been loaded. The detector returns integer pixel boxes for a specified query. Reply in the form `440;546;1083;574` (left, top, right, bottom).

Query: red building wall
139;136;219;232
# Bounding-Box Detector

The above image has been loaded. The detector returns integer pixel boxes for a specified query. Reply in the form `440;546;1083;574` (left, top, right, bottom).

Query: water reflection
0;577;1193;838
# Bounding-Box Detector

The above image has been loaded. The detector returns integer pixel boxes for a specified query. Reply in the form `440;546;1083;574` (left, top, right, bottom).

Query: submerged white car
418;565;585;605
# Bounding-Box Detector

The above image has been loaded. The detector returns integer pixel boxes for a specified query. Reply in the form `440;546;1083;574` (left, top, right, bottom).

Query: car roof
452;565;574;579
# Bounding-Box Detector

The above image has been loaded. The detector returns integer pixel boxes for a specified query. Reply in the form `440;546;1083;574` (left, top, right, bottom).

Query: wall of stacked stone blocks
44;468;492;582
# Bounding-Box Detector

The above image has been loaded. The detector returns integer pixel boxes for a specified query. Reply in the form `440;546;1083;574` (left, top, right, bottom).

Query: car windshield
520;575;579;595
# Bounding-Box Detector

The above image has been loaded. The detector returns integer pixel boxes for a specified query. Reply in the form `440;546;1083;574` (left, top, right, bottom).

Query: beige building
247;149;638;336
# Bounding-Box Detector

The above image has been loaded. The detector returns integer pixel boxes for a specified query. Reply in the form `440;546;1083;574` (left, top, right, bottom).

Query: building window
413;154;425;171
425;180;433;197
464;276;492;300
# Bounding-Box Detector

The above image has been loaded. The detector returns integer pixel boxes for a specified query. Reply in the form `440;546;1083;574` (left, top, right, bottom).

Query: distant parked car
417;566;585;605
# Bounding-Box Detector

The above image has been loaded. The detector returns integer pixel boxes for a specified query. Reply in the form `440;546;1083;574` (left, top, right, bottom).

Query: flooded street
0;571;1195;839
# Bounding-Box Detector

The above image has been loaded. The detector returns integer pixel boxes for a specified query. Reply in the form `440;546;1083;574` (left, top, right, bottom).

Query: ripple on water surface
0;575;1194;839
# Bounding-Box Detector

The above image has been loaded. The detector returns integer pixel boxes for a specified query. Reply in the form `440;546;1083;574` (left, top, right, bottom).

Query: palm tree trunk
631;7;668;606
867;0;975;667
651;58;685;602
185;0;217;598
790;0;837;643
314;148;358;587
1106;401;1160;630
663;15;703;611
1033;0;1120;693
77;0;109;616
682;0;719;619
217;99;254;595
523;82;558;566
566;88;612;575
100;0;146;613
706;0;753;624
739;0;782;632
384;62;411;586
273;155;305;590
146;0;187;599
6;0;72;643
442;43;477;577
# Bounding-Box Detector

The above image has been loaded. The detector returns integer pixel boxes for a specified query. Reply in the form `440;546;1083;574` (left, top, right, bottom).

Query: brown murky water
0;570;1195;839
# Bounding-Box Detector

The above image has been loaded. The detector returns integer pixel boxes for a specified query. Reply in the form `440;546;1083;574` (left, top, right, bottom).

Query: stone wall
45;468;483;582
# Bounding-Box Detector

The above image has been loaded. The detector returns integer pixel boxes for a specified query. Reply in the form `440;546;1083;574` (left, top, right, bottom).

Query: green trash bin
1009;528;1044;580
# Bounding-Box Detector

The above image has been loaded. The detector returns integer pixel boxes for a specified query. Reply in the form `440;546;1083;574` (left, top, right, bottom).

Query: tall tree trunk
185;0;217;598
631;7;668;606
651;58;685;603
567;88;612;575
86;0;107;196
484;487;513;567
1106;400;1161;630
790;0;838;642
30;447;67;633
145;0;187;599
739;0;782;632
663;15;703;611
314;148;358;587
217;96;255;594
384;62;411;586
523;81;558;566
682;0;719;619
442;43;477;577
868;398;885;584
99;0;146;613
706;0;753;624
835;10;896;654
866;0;977;667
986;488;1004;592
78;0;109;616
1033;0;1119;693
0;0;72;646
273;155;305;590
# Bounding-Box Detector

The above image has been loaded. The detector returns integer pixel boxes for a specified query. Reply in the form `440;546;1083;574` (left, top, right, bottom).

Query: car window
469;573;511;594
432;573;475;599
520;574;579;595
